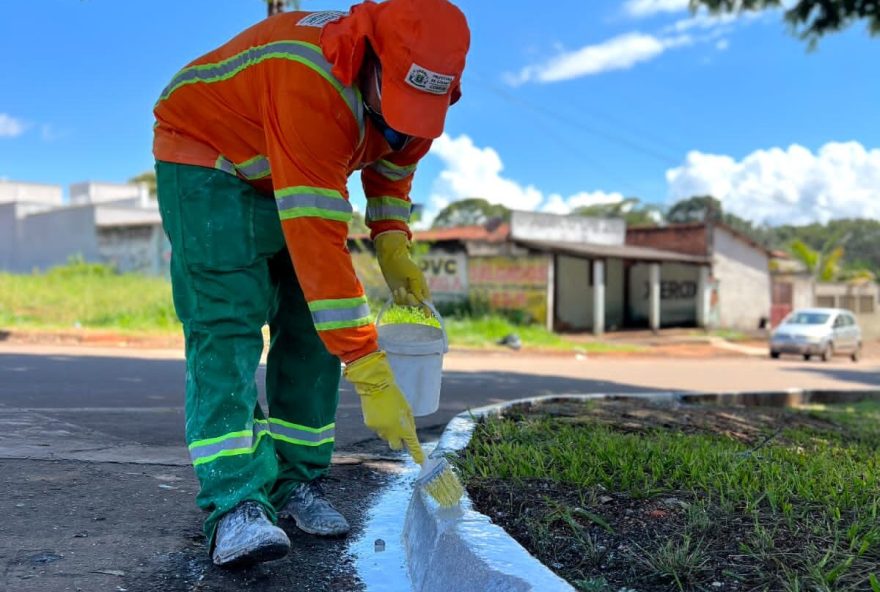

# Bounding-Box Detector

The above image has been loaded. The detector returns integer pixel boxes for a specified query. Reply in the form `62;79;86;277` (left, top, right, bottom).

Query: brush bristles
422;465;464;508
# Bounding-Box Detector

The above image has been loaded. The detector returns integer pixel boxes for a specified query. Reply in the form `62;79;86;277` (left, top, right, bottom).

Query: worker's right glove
344;351;425;464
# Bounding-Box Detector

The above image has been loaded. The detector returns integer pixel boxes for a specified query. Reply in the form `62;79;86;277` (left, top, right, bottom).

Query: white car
769;308;862;362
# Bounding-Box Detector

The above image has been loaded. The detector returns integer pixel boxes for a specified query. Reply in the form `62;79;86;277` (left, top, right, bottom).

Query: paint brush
414;456;464;508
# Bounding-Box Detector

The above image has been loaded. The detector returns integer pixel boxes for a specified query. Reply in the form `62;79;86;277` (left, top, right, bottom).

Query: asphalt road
1;345;879;452
2;343;879;592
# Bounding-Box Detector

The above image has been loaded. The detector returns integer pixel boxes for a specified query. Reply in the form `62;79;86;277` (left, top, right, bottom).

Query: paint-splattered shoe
280;480;350;537
212;501;290;567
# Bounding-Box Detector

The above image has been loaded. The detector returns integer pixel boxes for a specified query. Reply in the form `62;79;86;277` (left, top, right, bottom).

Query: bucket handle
376;299;448;353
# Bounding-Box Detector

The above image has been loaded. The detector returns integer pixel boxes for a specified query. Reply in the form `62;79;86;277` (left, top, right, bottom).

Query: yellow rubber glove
375;231;431;307
344;351;425;464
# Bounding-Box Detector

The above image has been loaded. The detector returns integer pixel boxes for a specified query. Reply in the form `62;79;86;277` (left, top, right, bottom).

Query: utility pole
267;0;300;17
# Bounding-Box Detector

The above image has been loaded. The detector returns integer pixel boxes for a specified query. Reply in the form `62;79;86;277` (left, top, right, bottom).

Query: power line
465;72;684;167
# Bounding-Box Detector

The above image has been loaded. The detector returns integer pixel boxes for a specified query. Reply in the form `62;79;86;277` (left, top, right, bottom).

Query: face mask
363;64;411;151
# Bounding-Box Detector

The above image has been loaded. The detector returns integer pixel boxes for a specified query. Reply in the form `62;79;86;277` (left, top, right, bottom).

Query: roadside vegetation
0;262;640;353
459;397;880;591
0;260;179;333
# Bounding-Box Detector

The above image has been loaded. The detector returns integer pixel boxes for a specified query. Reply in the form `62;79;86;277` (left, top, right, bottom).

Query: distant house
0;180;168;275
626;222;773;332
352;211;715;334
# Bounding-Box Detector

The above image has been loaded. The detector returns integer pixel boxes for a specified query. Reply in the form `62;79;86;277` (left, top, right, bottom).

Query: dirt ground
0;327;769;358
464;397;880;592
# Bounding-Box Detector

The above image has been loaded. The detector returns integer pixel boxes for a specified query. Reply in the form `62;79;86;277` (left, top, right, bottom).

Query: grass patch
459;398;880;591
0;264;643;353
0;262;179;333
444;315;642;353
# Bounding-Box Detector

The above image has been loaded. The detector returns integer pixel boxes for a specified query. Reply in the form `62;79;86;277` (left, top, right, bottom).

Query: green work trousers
155;161;341;541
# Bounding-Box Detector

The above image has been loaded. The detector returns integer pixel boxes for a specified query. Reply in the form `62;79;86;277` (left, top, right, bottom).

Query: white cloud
624;0;690;18
666;142;880;225
427;133;621;219
509;32;692;84
542;191;626;215
0;114;26;138
715;39;730;51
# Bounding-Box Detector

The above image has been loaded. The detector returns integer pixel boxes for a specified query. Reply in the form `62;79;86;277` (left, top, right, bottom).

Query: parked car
769;308;862;362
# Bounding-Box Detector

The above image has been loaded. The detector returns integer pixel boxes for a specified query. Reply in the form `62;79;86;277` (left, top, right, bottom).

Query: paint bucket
376;300;448;417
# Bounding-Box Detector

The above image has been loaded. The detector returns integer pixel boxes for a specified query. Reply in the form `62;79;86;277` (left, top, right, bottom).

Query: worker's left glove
375;231;431;307
344;351;425;464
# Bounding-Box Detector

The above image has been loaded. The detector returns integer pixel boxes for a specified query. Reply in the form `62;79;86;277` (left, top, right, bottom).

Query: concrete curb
402;388;880;592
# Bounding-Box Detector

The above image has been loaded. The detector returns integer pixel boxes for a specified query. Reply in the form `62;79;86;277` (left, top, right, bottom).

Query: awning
515;239;711;264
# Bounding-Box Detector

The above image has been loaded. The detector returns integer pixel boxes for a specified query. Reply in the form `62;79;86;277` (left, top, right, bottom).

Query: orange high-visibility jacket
154;11;431;363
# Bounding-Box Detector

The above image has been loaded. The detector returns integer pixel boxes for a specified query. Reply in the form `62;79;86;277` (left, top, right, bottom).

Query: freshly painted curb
402;388;880;592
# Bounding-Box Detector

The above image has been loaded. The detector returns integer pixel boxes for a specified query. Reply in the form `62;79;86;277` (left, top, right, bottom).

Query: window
840;296;857;312
786;312;830;326
859;296;875;314
816;296;836;308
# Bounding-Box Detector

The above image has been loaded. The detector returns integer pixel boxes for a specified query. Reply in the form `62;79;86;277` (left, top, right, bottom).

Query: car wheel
821;344;832;362
770;351;780;359
852;344;862;363
803;354;811;361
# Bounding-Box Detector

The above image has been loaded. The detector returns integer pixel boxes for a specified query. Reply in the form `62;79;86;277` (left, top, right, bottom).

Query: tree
348;211;369;236
769;219;880;278
431;198;511;228
571;197;662;227
666;195;722;224
266;0;300;17
690;0;880;45
789;239;845;282
129;171;157;200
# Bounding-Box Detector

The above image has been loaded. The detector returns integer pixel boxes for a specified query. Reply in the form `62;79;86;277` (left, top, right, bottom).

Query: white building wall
70;181;148;205
0;181;63;206
555;255;592;330
792;276;815;310
97;225;168;275
713;227;771;331
15;206;100;271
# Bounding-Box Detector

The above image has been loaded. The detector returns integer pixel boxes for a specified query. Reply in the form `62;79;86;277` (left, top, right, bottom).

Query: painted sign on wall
628;262;700;326
419;253;468;301
468;256;549;323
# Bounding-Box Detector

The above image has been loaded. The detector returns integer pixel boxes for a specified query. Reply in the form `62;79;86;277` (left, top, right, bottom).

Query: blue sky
1;0;879;225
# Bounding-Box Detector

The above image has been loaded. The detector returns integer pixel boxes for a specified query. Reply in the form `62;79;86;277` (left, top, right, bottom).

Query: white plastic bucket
376;300;448;417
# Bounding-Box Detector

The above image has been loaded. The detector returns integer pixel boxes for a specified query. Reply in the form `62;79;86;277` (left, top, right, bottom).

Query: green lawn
0;262;179;333
459;398;880;591
0;263;640;352
443;316;641;353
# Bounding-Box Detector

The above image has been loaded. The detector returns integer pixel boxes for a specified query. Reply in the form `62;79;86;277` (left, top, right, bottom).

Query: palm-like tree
789;239;844;282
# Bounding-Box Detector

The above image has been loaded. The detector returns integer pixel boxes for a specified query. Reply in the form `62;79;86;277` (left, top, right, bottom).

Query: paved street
1;343;878;591
1;344;878;453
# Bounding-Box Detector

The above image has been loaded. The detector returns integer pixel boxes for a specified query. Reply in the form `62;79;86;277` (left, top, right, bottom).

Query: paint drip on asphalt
348;452;427;591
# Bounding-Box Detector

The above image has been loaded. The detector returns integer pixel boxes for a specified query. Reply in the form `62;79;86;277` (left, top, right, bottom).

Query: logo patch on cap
405;64;455;95
297;11;346;27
